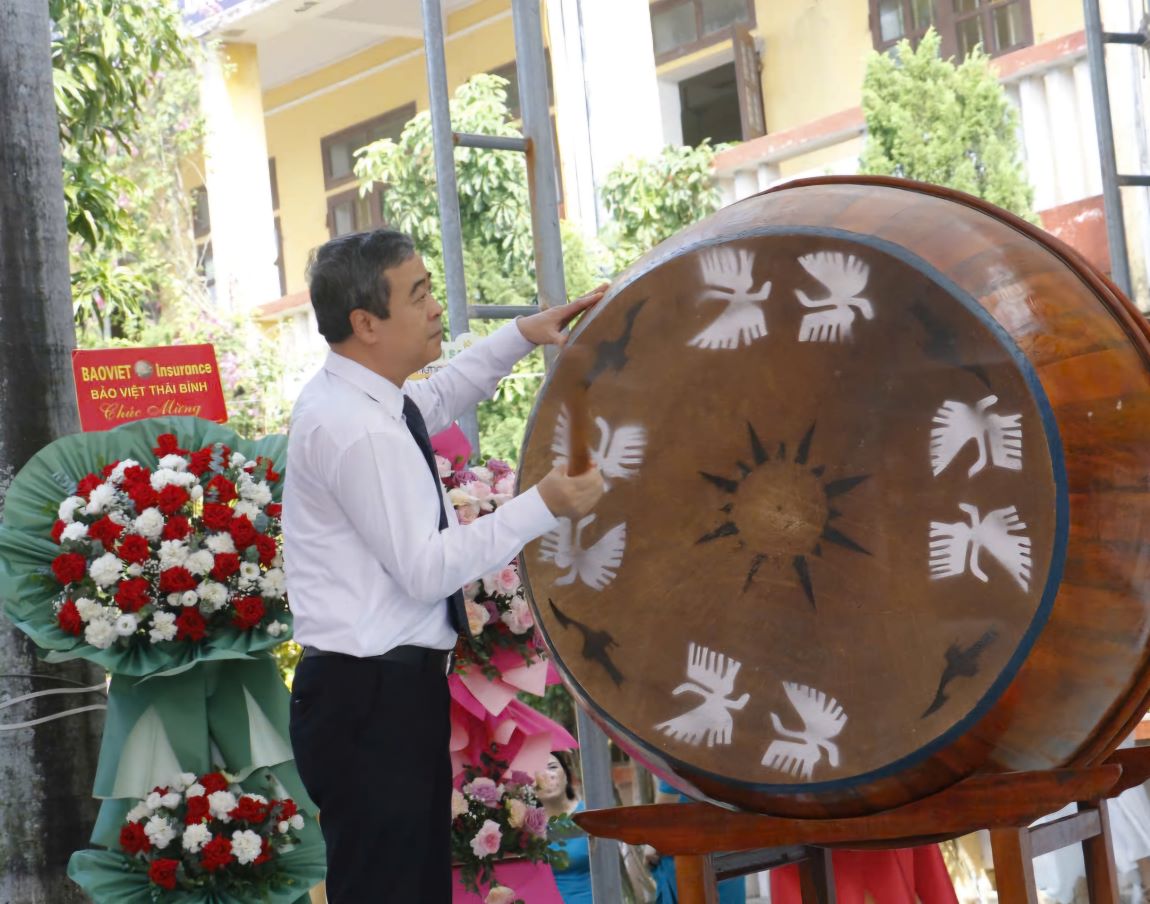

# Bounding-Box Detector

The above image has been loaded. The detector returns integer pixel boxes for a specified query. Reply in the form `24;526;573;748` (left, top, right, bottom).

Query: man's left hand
517;284;609;347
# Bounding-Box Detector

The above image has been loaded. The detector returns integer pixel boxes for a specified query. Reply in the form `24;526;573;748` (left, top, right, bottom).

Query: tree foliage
599;142;722;272
859;28;1037;220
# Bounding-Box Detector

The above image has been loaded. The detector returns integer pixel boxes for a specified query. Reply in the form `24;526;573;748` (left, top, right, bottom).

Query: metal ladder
418;0;625;900
1083;0;1150;298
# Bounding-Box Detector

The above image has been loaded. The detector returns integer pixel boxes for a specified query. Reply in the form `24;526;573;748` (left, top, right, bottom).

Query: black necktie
402;396;471;640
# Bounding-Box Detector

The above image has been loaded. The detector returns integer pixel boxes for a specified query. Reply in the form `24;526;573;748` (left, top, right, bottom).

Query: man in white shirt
284;228;604;903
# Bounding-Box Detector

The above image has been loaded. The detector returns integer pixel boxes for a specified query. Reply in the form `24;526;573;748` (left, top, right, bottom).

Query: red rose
121;465;150;486
157;485;190;516
254;534;277;565
175;609;206;642
232;595;265;631
230;794;270;823
119;821;151;855
277;799;298;820
187;448;214;476
210;553;240;582
206;475;237;504
159;567;197;593
200;835;234;872
127;483;159;512
261;459;283;484
265;503;282;519
101;460;121;479
57;599;83;635
162;516;191;541
184;794;210;825
153;434;188;457
51;552;87;585
148;858;180;890
115;577;151;613
199;772;229;794
229;516;257;549
87;516;125;546
50;520;66;543
254;837;273;865
76;473;102;498
117;534;150;564
202;503;233;532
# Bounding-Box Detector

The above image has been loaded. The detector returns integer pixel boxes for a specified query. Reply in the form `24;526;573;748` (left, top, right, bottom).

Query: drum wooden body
517;177;1150;818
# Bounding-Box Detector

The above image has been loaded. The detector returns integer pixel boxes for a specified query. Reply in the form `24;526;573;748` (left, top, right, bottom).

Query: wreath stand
575;747;1150;904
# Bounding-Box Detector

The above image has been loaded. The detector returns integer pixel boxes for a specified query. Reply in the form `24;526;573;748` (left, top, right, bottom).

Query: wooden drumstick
563;347;593;476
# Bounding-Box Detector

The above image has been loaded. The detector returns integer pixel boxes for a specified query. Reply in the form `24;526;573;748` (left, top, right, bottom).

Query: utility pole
0;2;106;900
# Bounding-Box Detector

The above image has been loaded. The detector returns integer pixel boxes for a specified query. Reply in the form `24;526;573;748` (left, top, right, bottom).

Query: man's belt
301;644;453;674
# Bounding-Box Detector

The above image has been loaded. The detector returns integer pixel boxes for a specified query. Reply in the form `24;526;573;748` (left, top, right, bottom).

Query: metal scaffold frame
418;0;625;899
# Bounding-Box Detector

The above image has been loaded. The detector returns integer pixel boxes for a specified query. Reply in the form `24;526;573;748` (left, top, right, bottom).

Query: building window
326;186;387;238
320;103;416;191
649;0;755;63
680;63;743;145
870;0;1032;59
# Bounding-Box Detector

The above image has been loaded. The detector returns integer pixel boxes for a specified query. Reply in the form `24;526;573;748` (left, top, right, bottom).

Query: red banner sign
72;344;229;432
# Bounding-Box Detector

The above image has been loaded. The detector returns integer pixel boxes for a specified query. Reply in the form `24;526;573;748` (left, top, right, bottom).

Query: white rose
229;452;247;469
277;820;290;834
125;802;153;823
133;508;165;541
158;540;189;569
233;500;260;520
149;612;178;643
258;569;285;599
58;496;85;522
84;619;117;649
180;590;199;607
185;549;215;576
185;782;206;798
74;598;101;622
190;484;204;501
166;593;182;607
470;466;493;485
205;533;236;554
157;454;187;472
248;482;272;507
208;790;237;821
465;600;489;636
197;582;229;611
84;483;117;515
239;562;261;586
146;791;165;810
160;791;181;809
231;828;263;865
172;772;197;791
88;553;122;588
182;822;212;853
451;788;469;819
60;522;89;542
144;815;176;850
149;468;181;490
113;614;139;637
289;814;304;830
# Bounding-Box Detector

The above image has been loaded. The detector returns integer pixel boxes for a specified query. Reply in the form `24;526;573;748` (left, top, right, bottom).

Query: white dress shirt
282;322;558;655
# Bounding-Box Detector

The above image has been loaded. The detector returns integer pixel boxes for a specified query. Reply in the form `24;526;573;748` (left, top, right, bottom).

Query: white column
198;42;280;310
1044;66;1086;205
1073;59;1103;198
659;78;683;146
1017;74;1057;211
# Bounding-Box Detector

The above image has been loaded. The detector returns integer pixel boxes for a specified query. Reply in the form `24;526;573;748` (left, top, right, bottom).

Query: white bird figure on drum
930;395;1023;477
539;514;627;591
762;682;848;781
795;252;874;343
688;247;773;349
929;503;1032;591
654;643;750;747
551;407;647;491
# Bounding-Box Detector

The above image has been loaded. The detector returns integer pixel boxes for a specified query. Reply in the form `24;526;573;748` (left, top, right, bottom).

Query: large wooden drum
517;176;1150;818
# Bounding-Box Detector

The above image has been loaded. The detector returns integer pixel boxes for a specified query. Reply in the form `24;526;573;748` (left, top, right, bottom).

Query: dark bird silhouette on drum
549;598;624;687
585;298;647;385
922;628;999;718
911;299;992;389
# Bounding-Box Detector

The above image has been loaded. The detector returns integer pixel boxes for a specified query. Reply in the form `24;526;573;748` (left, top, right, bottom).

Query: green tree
52;0;202;333
859;28;1037;220
599;142;722;272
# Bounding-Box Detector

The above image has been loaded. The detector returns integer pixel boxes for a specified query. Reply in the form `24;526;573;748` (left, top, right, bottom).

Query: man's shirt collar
323;350;405;419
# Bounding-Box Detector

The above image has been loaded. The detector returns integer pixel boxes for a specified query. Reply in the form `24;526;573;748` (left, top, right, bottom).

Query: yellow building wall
1031;0;1083;44
263;0;517;294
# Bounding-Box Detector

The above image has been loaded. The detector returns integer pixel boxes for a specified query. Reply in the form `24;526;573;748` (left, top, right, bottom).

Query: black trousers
289;653;452;903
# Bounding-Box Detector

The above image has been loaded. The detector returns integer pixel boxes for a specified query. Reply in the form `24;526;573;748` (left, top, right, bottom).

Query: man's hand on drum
516;284;609;347
536;465;604;519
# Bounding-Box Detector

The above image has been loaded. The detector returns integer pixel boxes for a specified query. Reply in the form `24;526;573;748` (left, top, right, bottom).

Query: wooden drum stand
576;746;1150;904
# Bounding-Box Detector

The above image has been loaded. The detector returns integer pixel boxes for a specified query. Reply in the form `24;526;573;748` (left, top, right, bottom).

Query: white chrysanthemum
166;593;182;607
126;802;153;823
182;822;212;853
150;468;195;490
160;791;181;809
88;553;122;588
185;782;206;798
190;484;204;501
229;452;248;469
149;612;178;643
233;500;260;520
133;508;165;541
60;522;89;542
239;562;261;586
185;549;214;576
158;540;189;569
84;483;117;515
238;477;273;507
157;454;187;472
259;568;286;599
74;598;101;622
208;790;238;821
205;533;236;555
146;791;165;810
113;614;139;637
107;459;140;485
58;496;86;523
197;582;229;611
125;562;144;577
177;590;197;608
289;813;304;830
231;829;263;865
144;815;176;850
265;620;286;638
